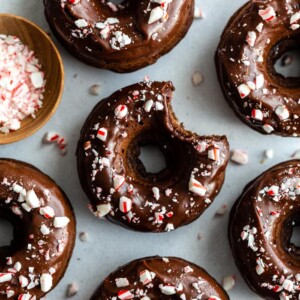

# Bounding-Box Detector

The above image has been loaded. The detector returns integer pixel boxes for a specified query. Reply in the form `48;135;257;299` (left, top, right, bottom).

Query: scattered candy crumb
66;282;78;297
194;7;204;19
79;232;88;242
222;275;236;291
215;204;228;216
43;132;68;156
231;149;249;165
192;72;203;86
292;149;300;159
265;149;274;159
89;84;101;96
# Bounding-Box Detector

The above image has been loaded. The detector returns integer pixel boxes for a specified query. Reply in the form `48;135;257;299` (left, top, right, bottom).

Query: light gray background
0;1;299;299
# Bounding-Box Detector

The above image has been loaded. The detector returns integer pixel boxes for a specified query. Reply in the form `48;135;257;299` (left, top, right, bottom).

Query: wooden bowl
0;14;64;144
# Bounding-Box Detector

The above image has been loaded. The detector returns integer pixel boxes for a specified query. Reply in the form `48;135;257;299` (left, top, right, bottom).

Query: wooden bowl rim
0;13;65;145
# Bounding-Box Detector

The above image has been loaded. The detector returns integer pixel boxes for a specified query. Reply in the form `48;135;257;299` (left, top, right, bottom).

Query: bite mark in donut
0;159;76;300
229;160;300;300
77;80;229;232
215;0;300;137
43;0;194;72
90;256;229;300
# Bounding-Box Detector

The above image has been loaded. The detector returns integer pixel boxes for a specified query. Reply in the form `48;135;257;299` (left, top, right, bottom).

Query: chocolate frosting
215;0;300;137
91;256;229;300
0;159;76;299
44;0;194;72
229;160;300;299
76;80;229;232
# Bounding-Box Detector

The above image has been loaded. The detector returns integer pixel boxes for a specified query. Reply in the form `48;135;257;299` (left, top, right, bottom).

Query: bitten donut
0;159;76;300
215;0;300;137
77;80;229;232
91;256;229;300
229;160;300;300
44;0;194;73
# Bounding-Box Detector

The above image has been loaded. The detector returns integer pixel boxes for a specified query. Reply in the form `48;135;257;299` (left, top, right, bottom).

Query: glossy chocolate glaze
77;80;229;232
44;0;194;73
215;0;300;137
91;256;229;300
229;160;300;300
0;159;76;299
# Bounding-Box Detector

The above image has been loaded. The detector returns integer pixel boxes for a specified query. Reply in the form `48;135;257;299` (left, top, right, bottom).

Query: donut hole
281;216;300;256
0;212;29;268
290;224;300;248
274;49;300;78
269;38;300;87
126;130;190;185
139;145;167;174
0;218;13;247
0;217;14;267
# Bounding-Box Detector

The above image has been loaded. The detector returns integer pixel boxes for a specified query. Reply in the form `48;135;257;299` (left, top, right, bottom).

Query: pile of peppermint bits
0;34;46;133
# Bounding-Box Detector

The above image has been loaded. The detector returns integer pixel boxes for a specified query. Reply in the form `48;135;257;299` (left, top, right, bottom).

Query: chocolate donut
77;80;229;232
91;256;229;300
229;160;300;300
215;0;300;137
43;0;194;73
0;159;76;300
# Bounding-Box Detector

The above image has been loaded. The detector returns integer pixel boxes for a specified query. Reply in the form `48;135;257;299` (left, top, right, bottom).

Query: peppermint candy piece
53;216;70;228
115;105;128;119
97;128;108;141
148;7;164;24
119;196;132;213
259;7;276;22
40;273;53;292
96;203;112;217
189;178;206;196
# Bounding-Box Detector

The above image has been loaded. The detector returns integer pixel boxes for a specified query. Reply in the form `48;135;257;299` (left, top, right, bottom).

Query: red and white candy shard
117;289;134;300
97;127;108;141
43;132;68;156
0;35;46;133
267;185;279;197
39;206;55;219
251;109;263;121
259;6;276;22
139;270;152;285
208;146;220;161
115;105;128;119
0;273;12;283
189;178;206;196
222;275;235;291
113;175;125;190
237;84;251;98
119;196;132;213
